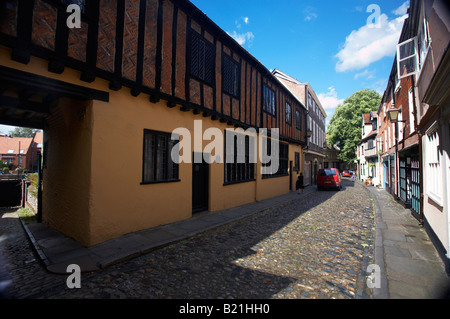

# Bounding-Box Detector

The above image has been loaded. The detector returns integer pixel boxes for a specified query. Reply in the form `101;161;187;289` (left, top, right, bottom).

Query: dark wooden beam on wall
12;0;35;64
109;0;125;91
0;65;109;102
154;0;163;94
167;101;176;108
81;0;101;83
49;4;70;74
131;0;148;96
0;96;51;115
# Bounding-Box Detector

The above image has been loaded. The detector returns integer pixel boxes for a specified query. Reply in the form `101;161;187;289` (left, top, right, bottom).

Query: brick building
377;0;449;272
0;0;308;246
272;69;327;186
0;132;42;173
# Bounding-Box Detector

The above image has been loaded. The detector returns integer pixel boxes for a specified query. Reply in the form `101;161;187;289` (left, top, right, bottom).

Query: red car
317;168;342;191
342;170;351;177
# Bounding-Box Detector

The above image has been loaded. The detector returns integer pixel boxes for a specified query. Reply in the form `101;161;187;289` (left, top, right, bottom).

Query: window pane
143;133;155;182
191;31;214;85
223;55;239;97
143;131;179;183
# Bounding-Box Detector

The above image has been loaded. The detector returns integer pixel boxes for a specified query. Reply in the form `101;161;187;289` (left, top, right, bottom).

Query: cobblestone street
0;178;376;299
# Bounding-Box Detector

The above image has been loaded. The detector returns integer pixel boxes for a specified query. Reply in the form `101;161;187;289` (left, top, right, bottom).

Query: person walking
296;173;304;194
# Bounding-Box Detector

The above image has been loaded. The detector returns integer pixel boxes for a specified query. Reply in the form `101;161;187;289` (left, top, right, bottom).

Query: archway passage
0;65;109;223
0;65;108;130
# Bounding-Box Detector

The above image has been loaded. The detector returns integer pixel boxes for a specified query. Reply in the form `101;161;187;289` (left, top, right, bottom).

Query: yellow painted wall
0;45;305;246
42;98;94;246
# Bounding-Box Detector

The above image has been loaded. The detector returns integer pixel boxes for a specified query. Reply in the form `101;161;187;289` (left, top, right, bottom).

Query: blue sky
0;0;409;135
190;0;409;128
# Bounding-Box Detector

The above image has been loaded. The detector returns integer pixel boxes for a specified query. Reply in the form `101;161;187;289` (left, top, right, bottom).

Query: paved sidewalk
367;186;450;299
23;186;317;275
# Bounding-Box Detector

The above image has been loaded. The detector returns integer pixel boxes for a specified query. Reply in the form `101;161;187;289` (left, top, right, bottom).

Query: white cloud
317;86;344;112
335;13;407;72
303;7;318;21
354;69;376;80
392;1;409;16
227;31;255;46
228;17;253;47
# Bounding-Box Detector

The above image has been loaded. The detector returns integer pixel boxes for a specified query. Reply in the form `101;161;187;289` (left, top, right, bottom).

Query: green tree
327;89;381;164
10;127;38;138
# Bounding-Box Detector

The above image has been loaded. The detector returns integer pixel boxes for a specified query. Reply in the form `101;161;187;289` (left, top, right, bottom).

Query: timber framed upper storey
0;0;307;145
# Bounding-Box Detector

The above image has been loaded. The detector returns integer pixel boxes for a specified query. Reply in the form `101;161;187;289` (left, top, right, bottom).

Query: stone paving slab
366;186;450;299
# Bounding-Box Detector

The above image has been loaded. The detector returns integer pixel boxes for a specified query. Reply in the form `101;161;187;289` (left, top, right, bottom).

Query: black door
289;161;293;190
192;154;209;213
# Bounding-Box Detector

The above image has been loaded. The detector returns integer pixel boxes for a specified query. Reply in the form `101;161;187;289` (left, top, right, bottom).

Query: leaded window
285;102;292;124
263;84;276;116
142;130;179;184
224;132;255;184
223;54;240;98
191;30;215;86
296;110;301;130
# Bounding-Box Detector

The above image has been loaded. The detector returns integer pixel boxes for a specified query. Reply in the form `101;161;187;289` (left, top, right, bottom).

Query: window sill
141;179;181;185
262;173;289;179
427;191;443;208
223;179;256;186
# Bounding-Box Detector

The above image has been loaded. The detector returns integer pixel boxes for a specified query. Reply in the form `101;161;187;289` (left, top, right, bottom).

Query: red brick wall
97;0;117;73
0;0;306;144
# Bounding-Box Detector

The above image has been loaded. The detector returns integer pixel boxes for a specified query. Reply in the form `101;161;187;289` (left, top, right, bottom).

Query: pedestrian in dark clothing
296;173;304;194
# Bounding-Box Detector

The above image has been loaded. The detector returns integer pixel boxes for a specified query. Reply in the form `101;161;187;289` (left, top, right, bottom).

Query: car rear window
319;169;337;176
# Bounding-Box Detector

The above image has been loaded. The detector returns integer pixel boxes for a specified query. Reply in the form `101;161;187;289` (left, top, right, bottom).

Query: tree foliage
327;89;381;164
10;127;38;138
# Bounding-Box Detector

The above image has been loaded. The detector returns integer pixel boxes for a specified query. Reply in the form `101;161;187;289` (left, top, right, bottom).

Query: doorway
192;153;209;213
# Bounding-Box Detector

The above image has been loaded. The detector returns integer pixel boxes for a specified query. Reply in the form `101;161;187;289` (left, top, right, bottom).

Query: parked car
317;168;342;191
342;170;351;177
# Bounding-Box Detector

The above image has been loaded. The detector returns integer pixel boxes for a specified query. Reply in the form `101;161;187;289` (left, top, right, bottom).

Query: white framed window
397;37;419;79
417;14;430;70
425;122;442;206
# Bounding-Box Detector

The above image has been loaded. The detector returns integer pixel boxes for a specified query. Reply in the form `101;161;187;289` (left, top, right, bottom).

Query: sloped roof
363;113;371;124
0;136;33;155
33;131;43;147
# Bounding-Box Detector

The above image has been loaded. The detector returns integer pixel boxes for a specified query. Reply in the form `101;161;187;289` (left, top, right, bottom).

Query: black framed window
262;138;289;178
285;102;292;124
263;84;276;116
223;54;240;98
296;110;301;130
142;130;179;184
190;30;215;86
295;152;300;171
224;132;255;185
